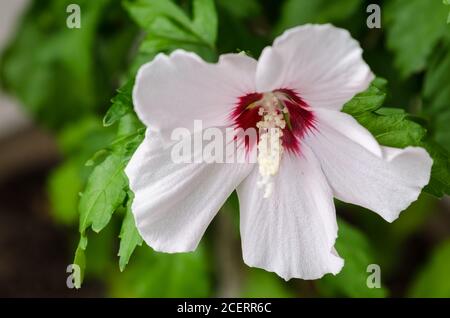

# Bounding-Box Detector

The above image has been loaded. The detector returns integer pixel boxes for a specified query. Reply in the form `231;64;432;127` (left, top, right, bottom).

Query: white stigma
256;93;287;198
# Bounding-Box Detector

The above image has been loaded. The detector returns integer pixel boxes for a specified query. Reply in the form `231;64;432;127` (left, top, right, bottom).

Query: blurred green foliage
317;220;388;297
409;239;450;297
385;0;448;78
0;0;137;129
1;0;449;297
110;246;211;297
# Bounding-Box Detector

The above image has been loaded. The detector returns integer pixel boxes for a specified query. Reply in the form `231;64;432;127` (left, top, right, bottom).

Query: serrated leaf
342;78;387;115
385;0;448;77
78;154;128;233
352;110;426;148
344;79;426;148
49;117;116;226
317;220;388;297
111;114;145;161
103;80;134;127
118;192;143;272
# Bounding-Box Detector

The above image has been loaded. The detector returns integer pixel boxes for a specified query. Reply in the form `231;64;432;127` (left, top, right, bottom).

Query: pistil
231;90;315;198
256;93;287;198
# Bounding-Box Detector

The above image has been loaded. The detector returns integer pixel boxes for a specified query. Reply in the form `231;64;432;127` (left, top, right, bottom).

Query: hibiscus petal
125;131;253;253
256;24;374;110
306;109;433;222
133;50;257;143
237;147;344;280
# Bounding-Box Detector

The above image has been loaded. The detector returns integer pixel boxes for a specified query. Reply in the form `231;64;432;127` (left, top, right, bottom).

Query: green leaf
124;0;192;31
73;229;115;289
73;235;88;289
192;0;218;46
124;0;217;48
385;0;448;77
342;78;388;115
78;154;128;233
116;113;145;138
317;220;388;297
111;114;145;161
124;0;218;64
103;80;134;127
352;109;426;148
343;79;426;148
423;35;450;152
118;192;143;272
421;141;450;197
275;0;361;35
408;239;450;297
85;149;110;167
48;117;116;226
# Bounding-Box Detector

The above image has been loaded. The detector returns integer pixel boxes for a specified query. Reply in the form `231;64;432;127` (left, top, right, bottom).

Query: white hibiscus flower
125;24;432;280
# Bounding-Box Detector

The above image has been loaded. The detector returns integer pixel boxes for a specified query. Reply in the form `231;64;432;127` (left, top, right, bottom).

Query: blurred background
0;0;449;298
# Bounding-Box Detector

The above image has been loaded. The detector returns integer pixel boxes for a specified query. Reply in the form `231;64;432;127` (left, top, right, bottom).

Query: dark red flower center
229;88;315;155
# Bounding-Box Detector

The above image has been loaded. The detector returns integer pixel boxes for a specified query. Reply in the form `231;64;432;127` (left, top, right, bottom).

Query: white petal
312;108;382;157
256;24;374;110
133;50;257;143
125;131;253;253
237;147;344;280
306;109;433;222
